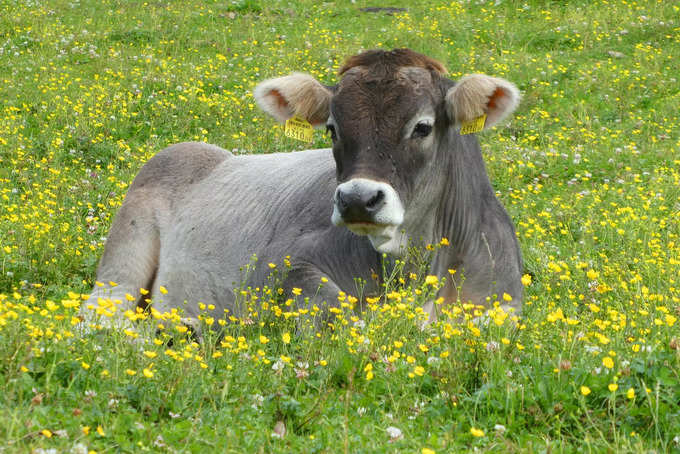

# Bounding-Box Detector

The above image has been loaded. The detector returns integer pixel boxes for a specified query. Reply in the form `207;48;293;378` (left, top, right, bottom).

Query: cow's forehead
337;65;435;89
330;66;438;136
333;65;438;122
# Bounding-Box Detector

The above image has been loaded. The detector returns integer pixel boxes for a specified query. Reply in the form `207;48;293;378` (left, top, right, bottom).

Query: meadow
0;0;679;452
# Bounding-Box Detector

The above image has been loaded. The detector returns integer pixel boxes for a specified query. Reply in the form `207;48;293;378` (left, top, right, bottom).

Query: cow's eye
326;124;337;141
411;122;433;139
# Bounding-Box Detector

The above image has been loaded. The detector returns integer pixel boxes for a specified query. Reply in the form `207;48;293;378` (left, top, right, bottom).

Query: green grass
1;0;679;452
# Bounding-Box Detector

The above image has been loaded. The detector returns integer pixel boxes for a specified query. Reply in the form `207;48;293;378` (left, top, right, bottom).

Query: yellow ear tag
460;114;487;135
284;116;314;143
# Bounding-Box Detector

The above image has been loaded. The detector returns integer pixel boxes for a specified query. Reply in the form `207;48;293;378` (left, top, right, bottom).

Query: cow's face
254;49;519;254
325;65;444;252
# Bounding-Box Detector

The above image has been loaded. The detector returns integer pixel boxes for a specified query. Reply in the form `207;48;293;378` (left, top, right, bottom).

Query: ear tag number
285;116;314;143
460;114;487;135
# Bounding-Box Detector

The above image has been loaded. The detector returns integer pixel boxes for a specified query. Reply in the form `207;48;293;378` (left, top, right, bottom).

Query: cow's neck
404;133;490;270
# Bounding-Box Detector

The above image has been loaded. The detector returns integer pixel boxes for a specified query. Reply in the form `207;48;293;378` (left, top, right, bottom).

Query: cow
82;48;523;333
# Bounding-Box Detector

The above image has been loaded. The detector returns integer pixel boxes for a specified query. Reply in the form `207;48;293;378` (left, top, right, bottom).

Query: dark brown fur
339;48;448;76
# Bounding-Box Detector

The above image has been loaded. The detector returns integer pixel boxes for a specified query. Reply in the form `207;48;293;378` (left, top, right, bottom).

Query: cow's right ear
445;74;520;131
254;73;332;128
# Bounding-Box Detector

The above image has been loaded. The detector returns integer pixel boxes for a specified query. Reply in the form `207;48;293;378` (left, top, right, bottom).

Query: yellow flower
260;335;269;344
41;429;52;438
586;269;599;280
521;274;532;286
626;388;635;399
143;368;154;378
608;383;618;392
580;386;591;396
125;369;136;376
470;427;485;437
282;332;291;344
81;361;90;370
422;449;436;454
97;425;105;436
440;237;449;246
159;285;168;294
82;426;90;435
425;275;438;286
268;263;276;269
413;366;425;376
602;356;614;369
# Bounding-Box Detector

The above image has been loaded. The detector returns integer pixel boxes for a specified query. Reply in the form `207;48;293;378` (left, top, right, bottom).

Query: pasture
0;0;678;451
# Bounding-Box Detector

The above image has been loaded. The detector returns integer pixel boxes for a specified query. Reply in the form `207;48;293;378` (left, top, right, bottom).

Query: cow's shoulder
130;142;232;192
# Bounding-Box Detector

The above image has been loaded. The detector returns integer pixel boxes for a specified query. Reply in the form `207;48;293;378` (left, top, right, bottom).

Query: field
1;0;679;452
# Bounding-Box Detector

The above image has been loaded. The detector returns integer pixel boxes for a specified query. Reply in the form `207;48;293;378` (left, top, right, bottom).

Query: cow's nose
336;187;385;223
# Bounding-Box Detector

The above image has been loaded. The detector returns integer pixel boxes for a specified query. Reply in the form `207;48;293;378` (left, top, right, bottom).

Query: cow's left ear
445;74;520;131
254;73;332;128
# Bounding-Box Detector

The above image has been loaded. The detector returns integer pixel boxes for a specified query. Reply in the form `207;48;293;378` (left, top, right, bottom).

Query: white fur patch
331;178;405;253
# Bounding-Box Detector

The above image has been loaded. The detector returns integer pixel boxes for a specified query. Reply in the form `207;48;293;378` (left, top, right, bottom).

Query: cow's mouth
345;221;390;236
343;222;406;255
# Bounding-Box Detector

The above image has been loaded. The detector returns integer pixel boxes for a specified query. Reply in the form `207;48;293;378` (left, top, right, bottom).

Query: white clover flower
272;359;285;372
486;341;500;352
386;426;403;440
72;443;88;454
427;356;440;365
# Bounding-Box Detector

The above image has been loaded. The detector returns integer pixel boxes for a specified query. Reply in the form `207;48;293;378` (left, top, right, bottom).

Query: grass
1;0;679;452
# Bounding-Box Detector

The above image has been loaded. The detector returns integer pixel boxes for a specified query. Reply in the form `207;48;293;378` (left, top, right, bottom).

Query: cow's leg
81;190;160;333
282;265;345;330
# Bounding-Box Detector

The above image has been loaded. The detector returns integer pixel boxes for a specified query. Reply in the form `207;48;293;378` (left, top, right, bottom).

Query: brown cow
83;49;522;331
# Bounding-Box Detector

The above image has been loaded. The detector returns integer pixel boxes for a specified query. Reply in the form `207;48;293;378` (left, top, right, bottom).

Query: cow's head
254;49;520;254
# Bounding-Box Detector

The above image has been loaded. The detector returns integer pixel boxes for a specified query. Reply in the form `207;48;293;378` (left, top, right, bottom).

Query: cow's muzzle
331;178;404;231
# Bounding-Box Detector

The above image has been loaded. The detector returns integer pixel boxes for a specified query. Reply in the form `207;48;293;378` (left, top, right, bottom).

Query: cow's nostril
366;190;384;209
